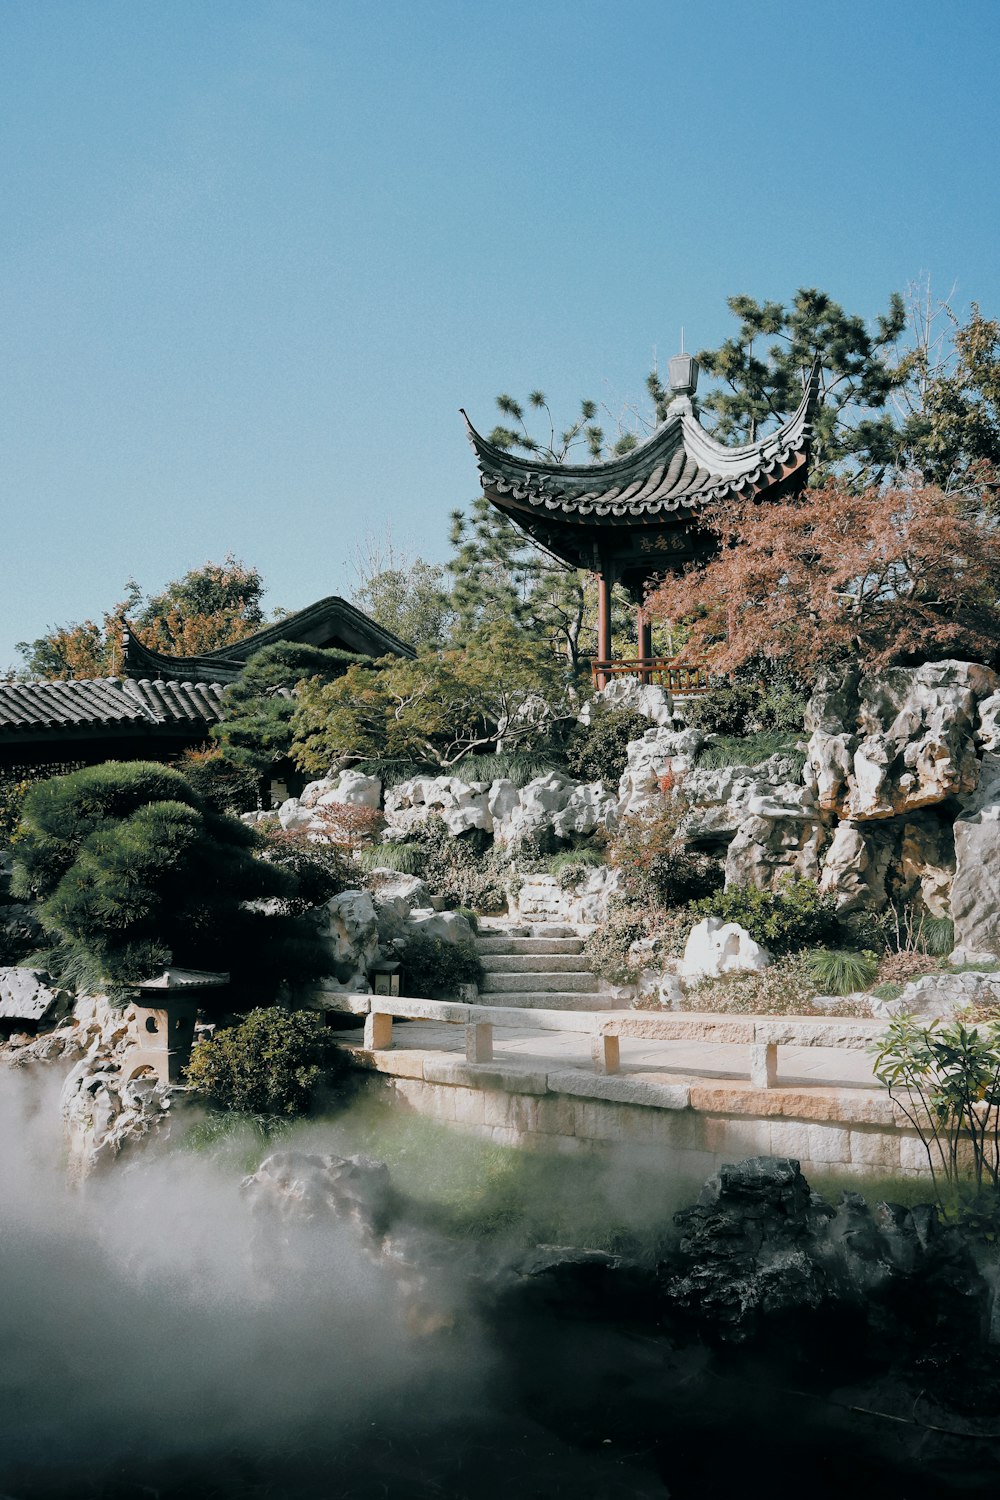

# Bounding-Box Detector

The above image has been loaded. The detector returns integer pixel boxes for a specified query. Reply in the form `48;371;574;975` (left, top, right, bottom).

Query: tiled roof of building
0;678;226;733
462;367;819;525
123;595;415;684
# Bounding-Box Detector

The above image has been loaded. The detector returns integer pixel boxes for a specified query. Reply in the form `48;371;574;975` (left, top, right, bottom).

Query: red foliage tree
646;483;1000;682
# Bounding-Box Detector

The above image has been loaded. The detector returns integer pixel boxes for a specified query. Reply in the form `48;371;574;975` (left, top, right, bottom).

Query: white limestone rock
276;797;317;832
0;967;70;1028
311;770;382;810
384;776;492;836
951;751;1000;959
510;874;565;922
805;661;998;821
875;969;1000;1021
551;781;619;840
579;676;676;727
404;909;477;946
617;727;705;817
492;771;575;847
313;889;380;991
367;872;432;920
565;865;621;925
725;808;827;891
976;691;1000;753
681;918;772;979
637;969;687;1009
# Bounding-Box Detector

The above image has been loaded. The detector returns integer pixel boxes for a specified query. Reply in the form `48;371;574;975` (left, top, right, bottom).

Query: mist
0;1071;497;1493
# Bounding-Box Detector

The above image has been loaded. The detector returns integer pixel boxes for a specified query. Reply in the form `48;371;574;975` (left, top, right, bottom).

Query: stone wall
357;1052;932;1182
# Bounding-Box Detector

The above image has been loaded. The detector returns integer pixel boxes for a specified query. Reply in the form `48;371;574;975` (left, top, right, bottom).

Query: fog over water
0;1072;500;1493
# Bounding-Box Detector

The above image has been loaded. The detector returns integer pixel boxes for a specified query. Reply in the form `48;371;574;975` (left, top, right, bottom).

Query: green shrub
259;825;359;911
582;898;690;985
185;1007;349;1116
682;952;828;1016
805;947;879;996
356;841;425;875
406;817;511;912
11;761;334;1000
546;846;606;889
448;749;566;788
174;746;261;815
0;907;43;966
871;1016;1000;1208
917;912;955;957
683;675;806;738
564;711;650;784
695;734;806;775
609;801;721;910
395;933;483;999
683;681;760;737
872;981;904;1002
694;875;841;957
0;768;65;847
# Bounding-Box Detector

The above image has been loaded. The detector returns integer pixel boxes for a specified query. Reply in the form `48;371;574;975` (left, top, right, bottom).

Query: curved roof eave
461;360;819;503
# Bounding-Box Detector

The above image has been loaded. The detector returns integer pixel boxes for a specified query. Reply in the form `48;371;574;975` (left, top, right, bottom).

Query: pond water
0;1075;995;1499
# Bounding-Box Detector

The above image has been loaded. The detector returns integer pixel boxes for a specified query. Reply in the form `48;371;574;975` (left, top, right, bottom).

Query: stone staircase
474;921;617;1011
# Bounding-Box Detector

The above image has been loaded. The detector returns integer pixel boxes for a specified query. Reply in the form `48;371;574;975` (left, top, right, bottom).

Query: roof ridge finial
667;338;699;416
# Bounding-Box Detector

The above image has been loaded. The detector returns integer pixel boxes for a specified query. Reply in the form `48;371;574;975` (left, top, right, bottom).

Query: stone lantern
127;968;229;1085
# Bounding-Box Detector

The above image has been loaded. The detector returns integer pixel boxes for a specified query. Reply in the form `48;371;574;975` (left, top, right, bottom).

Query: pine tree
666;287;907;482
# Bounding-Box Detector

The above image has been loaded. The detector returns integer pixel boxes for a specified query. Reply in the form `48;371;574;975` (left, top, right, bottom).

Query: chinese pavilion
463;354;819;684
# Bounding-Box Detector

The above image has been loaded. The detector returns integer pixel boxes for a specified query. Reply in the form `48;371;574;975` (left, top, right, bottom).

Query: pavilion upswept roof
462;366;819;525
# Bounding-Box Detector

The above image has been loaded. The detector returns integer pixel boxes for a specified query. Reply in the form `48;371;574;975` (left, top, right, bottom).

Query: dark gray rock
658;1156;985;1351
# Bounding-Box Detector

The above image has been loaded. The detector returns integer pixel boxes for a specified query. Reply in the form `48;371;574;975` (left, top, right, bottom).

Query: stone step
476;936;584;956
472;991;620;1012
478;921;581;938
479;953;591;975
480;970;601;994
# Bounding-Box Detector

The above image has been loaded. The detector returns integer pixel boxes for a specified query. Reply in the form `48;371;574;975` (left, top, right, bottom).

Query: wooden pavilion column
636;604;653;683
596;572;613;687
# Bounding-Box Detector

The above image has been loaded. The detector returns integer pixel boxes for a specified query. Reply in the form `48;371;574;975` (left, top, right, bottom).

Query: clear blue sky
2;0;998;669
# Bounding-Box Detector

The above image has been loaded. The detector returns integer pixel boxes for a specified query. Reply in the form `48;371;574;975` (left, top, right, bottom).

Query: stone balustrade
355;994;886;1091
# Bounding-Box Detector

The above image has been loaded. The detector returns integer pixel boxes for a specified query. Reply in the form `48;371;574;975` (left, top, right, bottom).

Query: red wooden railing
589;657;711;693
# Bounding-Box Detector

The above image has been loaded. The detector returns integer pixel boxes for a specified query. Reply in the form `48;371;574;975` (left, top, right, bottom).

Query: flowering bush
608;799;721;910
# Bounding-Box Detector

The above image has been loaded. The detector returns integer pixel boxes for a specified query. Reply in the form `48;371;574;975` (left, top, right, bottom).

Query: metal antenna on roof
680;326;685;354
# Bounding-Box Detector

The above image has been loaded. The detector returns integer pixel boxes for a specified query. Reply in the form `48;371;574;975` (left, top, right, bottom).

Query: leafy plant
186;1007;350;1117
356;841;425;875
694;734;806;775
291;622;580;773
212;640;364;774
582;898;690;985
694;875;842;957
448;749;567;788
682;953;846;1017
546;846;606;890
0;907;44;966
804;947;879;996
564;711;650;784
683;681;762;737
871;1016;1000;1207
174;746;261;815
394;934;483;999
405;817;511;912
609;799;721;910
259;824;359;912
